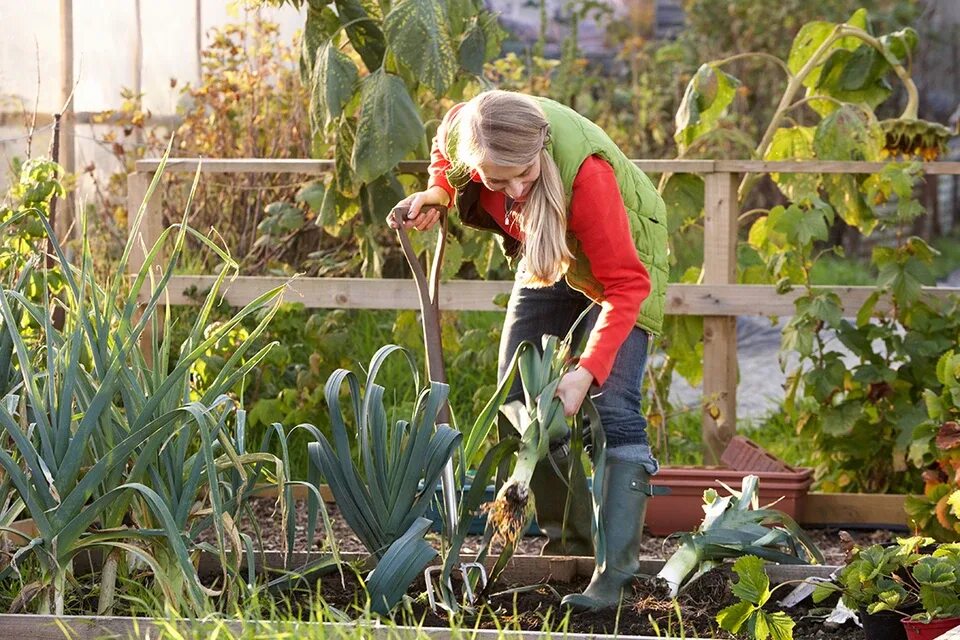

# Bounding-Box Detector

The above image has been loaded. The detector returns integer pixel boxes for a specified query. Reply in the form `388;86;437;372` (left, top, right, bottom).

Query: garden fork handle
391;204;458;535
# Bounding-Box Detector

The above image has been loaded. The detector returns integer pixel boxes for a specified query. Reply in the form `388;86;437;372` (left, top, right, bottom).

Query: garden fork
391;202;489;609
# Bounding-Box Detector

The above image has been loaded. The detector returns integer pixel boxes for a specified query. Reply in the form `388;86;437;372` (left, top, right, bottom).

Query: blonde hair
456;91;572;286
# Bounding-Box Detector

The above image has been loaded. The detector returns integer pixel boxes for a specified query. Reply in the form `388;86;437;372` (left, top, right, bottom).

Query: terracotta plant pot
644;466;813;536
721;435;796;473
901;616;960;640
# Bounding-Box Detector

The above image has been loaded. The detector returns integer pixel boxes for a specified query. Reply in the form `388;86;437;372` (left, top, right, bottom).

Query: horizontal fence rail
128;159;960;464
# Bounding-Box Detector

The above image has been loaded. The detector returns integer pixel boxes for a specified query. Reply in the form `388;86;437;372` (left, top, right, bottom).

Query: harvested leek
656;475;824;598
485;333;579;548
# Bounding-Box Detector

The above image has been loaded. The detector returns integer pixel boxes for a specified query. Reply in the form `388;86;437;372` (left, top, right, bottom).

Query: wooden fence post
702;171;739;464
126;172;162;275
126;171;163;365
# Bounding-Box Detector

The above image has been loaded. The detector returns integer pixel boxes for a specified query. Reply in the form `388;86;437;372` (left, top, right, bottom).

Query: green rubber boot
561;459;660;611
530;442;594;557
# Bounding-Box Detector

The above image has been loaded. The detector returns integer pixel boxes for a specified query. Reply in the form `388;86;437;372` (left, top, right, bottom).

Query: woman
389;90;668;611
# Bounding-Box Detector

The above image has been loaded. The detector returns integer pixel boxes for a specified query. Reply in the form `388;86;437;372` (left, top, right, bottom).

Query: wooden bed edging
256;483;911;528
0;614;677;640
4;557;839;640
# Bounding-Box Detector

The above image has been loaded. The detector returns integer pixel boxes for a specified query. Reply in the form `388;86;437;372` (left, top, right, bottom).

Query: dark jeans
497;278;659;473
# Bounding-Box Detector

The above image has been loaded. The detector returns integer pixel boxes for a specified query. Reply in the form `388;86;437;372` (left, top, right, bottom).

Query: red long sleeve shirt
427;105;651;385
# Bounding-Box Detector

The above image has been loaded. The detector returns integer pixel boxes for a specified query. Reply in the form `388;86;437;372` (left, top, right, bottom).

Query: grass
653;408;811;470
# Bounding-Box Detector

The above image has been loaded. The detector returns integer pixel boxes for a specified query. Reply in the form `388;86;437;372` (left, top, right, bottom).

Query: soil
225;497;903;638
305;566;862;639
240;496;901;565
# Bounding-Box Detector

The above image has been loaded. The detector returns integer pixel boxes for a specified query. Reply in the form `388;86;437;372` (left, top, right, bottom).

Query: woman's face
476;155;541;200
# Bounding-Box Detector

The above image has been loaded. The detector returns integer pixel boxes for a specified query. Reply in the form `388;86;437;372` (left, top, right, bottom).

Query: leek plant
307;344;462;613
0;152;295;615
481;333;581;550
656;475;824;598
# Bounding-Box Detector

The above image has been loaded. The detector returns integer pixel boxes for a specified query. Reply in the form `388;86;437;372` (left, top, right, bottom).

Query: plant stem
753;26;844;173
714;52;792;77
97;548;121;615
54;569;65;616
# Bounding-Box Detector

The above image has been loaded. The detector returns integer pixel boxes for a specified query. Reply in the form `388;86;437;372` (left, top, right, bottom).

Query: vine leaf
384;0;458;96
334;0;386;70
310;42;359;131
351;70;425;184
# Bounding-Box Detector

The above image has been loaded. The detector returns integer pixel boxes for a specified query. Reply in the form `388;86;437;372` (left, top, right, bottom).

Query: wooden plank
718;160;960;175
131;158;717;175
254;483;335;503
133;158;960;176
0;111;181;127
799;492;908;528
125;172;151;274
160;275;514;310
0;615;674;640
702;172;740;464
666;283;960;316
154;277;960;315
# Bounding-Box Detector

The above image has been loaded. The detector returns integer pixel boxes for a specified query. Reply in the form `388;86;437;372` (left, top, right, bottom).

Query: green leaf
730;555;771;605
296;181;326;211
458;23;486;76
334;0;386;70
879;28;918;66
351;69;425;184
913;557;957;588
360;172;405;223
661;174;704;235
813;48;892;111
814;105;881;161
788;10;868;90
756;610;796;640
366;517;437;615
717;601;755;633
440;232;464;281
765;127;818;204
335;118;358;197
384;0;458;96
824;174;876;233
774;204;829;247
674;63;740;149
300;5;340;83
788;21;836;82
310;42;359;130
855;288;880;327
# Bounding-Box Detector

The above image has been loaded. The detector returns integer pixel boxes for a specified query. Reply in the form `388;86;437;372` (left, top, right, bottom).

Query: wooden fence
128;159;960;464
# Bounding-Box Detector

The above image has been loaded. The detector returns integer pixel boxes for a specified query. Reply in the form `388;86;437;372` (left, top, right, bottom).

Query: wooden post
132;0;143;147
701;172;739;464
195;0;203;79
127;171;163;366
58;0;75;243
126;172;157;275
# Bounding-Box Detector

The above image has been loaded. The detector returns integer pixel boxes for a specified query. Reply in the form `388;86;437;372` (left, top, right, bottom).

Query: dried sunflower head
879;118;954;160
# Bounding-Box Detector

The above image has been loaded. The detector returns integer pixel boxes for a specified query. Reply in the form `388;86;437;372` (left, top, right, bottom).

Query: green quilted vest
444;97;668;335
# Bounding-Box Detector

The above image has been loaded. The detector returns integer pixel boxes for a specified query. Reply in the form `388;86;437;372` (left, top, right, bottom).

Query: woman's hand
555;366;595;417
387;186;451;231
